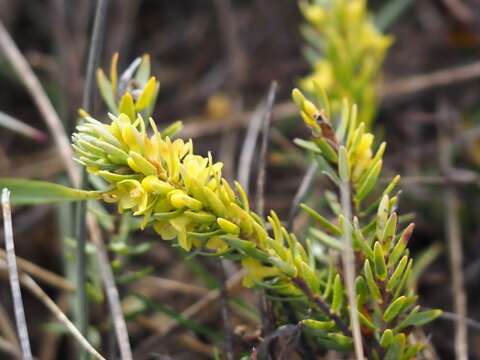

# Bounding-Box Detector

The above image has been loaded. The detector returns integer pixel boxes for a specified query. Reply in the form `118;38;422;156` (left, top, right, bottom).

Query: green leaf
402;343;424;360
381;212;397;245
385;334;406;360
373;242;387;281
316;138;338;163
357;310;377;330
355;276;368;305
331;274;343;314
383;296;407;322
394;258;413;299
301;204;342;236
380;329;394;348
161;121;183;138
355;159;382;203
397;308;442;329
96;69;117;113
363;260;381;301
338;146;350;182
0;178;99;205
352;219;374;261
294;138;322;154
388;223;414;267
301;319;335;330
309;228;344;251
386;255;409;293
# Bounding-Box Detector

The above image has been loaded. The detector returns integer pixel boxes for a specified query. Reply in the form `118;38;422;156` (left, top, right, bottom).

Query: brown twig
383;61;480;99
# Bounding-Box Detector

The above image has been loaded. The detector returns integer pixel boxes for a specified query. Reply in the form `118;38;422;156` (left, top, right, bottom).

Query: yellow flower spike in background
299;0;392;128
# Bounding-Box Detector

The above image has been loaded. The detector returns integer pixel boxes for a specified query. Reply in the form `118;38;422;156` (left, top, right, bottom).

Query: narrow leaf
374;242;387;281
363;260;381;301
0;178;99;205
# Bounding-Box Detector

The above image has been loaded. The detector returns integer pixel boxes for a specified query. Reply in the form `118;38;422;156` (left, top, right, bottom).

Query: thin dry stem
383;60;480;98
437;101;468;360
87;214;133;360
339;181;364;360
2;189;32;360
2;265;106;360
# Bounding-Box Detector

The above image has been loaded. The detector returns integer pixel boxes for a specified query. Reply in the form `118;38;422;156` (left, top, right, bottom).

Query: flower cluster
72;111;316;292
299;0;392;127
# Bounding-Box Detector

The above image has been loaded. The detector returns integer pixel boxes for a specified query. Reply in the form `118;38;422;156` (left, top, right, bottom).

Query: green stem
76;0;109;358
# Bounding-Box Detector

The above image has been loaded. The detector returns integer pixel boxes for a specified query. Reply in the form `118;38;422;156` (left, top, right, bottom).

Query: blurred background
1;0;480;359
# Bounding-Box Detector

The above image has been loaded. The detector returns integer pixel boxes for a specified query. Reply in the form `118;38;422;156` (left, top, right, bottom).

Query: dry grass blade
0;259;106;360
0;248;74;292
133;269;246;359
2;188;32;360
287;161;318;231
0;21;79;186
237;95;269;193
20;273;106;360
255;82;277;217
437;100;468;360
0;336;20;358
0;303;20;356
0;110;47;142
383;61;480;99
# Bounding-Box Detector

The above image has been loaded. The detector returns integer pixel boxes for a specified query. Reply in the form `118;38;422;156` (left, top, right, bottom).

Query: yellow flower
105;179;148;215
241;258;281;288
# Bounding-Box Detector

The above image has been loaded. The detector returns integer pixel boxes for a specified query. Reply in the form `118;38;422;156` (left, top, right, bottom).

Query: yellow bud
291;88;305;107
142;175;174;194
302;100;319;119
217;218;240;235
169;189;203;211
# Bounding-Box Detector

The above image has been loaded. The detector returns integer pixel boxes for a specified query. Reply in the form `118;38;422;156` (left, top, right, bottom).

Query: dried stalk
437;101;468;360
2;189;32;360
